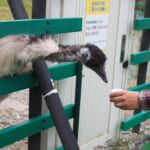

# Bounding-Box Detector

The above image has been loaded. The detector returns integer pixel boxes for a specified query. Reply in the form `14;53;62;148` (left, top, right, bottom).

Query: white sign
85;0;110;51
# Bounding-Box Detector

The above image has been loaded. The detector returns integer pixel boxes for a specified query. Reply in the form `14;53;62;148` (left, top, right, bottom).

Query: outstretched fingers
109;90;139;110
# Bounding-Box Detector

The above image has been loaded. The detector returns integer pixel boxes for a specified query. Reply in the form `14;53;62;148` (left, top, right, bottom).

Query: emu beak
93;66;108;83
99;68;108;83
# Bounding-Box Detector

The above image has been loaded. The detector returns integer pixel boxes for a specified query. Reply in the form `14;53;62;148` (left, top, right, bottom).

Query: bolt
42;119;46;123
46;20;50;24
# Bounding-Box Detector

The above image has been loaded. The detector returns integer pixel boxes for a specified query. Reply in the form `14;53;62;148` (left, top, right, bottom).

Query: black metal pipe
73;63;83;139
133;0;150;133
7;0;28;19
33;60;80;150
29;86;42;150
32;0;46;18
29;1;47;149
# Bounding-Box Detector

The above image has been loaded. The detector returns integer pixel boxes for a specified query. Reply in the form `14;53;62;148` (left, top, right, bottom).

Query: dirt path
0;90;28;150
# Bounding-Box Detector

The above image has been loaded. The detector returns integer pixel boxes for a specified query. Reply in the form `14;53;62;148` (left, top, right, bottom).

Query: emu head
80;44;108;83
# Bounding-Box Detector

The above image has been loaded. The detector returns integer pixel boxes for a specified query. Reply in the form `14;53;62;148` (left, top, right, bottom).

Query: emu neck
46;45;83;62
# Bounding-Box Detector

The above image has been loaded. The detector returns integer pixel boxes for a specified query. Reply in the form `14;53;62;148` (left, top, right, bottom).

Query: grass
0;0;32;20
0;0;8;6
111;139;130;150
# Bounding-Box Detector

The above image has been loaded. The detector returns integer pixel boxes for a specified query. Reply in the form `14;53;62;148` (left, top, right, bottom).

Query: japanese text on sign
86;0;110;14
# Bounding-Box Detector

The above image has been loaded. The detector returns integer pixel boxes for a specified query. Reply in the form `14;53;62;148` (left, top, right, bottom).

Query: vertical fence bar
73;63;83;139
32;0;46;18
29;87;42;150
28;1;47;150
133;0;150;133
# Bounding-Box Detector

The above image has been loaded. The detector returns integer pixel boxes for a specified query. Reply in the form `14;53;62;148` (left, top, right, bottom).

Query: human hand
109;90;139;110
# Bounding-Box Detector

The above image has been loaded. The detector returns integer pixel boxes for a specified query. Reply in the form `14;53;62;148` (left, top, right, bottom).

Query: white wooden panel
55;0;87;148
78;67;110;145
46;0;61;18
78;0;119;146
80;133;108;150
44;0;135;149
108;0;135;139
41;100;56;150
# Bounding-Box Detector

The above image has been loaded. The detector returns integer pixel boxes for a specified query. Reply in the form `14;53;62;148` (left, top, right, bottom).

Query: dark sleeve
139;90;150;110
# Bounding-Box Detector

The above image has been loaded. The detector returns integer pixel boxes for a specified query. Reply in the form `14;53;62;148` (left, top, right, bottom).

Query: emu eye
83;53;88;59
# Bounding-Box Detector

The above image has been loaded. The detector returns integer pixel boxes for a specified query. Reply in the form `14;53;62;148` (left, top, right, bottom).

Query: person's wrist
138;91;144;108
135;91;140;108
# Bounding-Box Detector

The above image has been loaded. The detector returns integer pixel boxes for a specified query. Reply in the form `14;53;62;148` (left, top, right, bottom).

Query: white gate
42;0;136;149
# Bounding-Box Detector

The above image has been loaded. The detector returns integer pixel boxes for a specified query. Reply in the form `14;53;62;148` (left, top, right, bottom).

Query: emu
0;34;108;82
0;34;108;101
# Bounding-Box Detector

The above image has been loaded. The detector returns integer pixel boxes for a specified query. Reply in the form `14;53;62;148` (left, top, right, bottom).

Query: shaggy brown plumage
0;34;107;82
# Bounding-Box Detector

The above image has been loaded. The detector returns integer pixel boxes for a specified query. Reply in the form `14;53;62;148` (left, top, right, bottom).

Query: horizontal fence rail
0;18;82;37
0;62;78;95
140;141;150;150
134;18;150;30
0;104;74;148
121;111;150;131
130;50;150;65
135;3;145;16
135;11;144;16
128;82;150;91
135;3;145;7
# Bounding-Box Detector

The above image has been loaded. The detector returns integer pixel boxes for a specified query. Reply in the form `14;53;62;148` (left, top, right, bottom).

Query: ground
0;90;28;150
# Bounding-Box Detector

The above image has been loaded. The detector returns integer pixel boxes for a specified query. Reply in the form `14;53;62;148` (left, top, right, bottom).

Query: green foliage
0;0;32;20
23;0;32;18
0;0;8;7
111;139;130;150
